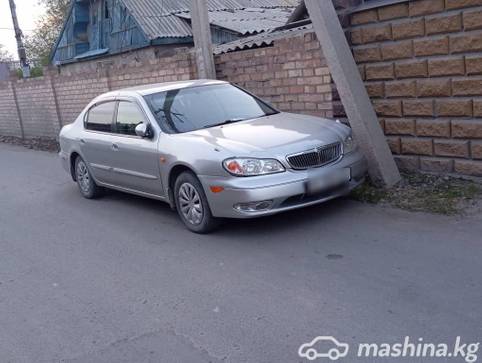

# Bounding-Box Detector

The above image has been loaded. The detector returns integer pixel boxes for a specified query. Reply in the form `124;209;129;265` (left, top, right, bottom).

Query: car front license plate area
305;168;351;195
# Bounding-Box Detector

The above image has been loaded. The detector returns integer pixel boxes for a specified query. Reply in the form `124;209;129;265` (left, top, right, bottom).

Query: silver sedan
59;80;368;233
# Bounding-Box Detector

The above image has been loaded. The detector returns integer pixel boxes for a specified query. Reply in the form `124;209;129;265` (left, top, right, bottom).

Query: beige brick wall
342;0;482;176
14;76;61;138
0;82;22;137
53;75;111;128
0;34;332;141
215;32;333;118
1;6;480;178
0;47;196;139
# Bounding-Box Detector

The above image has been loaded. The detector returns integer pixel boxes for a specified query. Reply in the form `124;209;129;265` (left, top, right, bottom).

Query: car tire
75;156;104;199
174;171;220;234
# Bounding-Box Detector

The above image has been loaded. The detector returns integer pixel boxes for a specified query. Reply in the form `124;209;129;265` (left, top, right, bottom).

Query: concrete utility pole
190;0;216;79
8;0;30;78
305;0;400;187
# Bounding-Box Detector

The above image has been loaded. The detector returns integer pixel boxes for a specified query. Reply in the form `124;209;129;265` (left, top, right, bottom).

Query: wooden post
190;0;216;79
305;0;400;187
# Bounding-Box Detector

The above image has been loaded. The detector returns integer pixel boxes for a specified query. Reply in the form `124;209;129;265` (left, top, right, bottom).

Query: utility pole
8;0;30;78
190;0;216;79
305;0;400;187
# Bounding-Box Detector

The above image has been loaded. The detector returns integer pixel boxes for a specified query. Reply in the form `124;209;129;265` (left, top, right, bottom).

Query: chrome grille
287;142;342;169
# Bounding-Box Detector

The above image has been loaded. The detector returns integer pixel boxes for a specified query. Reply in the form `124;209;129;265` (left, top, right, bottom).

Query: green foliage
16;66;44;79
30;66;44;77
350;182;387;204
24;0;70;64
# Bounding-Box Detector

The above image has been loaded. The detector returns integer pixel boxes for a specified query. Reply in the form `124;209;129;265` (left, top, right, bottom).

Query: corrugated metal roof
121;0;299;39
213;23;312;54
177;8;292;35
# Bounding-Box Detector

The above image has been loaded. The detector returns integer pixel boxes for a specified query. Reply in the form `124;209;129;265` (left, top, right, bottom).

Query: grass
351;172;482;215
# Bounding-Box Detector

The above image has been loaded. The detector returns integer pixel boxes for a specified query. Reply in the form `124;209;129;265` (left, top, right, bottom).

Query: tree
0;44;13;62
24;0;70;65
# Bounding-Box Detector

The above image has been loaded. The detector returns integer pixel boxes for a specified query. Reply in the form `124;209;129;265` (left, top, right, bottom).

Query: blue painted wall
52;0;243;64
53;0;149;64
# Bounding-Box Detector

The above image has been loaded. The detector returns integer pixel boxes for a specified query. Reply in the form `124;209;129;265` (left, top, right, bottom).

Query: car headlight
343;135;357;154
223;158;285;176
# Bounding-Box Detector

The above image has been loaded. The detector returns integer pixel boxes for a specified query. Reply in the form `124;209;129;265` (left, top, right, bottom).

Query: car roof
102;79;228;98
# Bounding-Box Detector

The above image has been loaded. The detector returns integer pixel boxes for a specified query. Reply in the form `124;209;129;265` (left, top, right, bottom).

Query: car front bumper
199;150;368;219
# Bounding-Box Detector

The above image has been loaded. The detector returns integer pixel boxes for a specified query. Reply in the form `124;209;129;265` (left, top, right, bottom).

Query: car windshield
143;84;278;133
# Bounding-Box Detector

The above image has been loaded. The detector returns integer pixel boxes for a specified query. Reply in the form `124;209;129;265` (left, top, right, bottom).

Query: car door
80;101;116;184
109;99;163;196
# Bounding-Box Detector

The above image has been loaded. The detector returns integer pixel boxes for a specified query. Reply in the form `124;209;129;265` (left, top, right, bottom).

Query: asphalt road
0;143;481;363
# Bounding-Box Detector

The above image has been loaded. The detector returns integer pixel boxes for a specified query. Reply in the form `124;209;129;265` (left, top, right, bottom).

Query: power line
0;27;34;32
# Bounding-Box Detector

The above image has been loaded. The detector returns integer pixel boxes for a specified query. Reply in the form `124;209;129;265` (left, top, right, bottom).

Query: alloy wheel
76;160;90;194
178;182;204;225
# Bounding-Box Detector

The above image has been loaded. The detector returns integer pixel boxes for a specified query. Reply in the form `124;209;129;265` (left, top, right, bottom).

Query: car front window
115;101;145;136
143;84;278;133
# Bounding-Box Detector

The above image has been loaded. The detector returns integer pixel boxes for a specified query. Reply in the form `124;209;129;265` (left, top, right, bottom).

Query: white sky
0;0;46;59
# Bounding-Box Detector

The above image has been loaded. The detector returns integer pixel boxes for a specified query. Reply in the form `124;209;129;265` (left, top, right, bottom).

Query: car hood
183;112;350;157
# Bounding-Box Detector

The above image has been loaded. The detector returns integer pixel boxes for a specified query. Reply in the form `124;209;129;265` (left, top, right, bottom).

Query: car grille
287;142;342;169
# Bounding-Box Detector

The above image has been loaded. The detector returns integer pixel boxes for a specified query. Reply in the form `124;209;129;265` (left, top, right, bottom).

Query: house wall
336;0;482;176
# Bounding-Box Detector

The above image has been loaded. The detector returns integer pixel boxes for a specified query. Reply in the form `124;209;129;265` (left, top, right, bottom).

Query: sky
0;0;46;59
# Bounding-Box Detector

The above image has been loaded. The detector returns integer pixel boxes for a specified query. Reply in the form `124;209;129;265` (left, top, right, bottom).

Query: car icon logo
298;336;349;361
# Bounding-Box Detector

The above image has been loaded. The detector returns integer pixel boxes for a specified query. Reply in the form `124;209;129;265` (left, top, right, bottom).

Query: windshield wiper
203;118;244;128
153;107;184;117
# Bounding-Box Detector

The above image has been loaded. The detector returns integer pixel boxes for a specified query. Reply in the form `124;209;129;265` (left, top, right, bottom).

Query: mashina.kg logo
298;336;479;362
298;336;349;361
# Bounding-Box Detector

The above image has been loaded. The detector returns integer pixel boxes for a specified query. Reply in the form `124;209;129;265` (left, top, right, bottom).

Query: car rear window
143;84;278;133
85;102;116;132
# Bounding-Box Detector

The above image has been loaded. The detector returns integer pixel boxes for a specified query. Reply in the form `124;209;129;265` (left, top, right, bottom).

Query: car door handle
112;143;119;151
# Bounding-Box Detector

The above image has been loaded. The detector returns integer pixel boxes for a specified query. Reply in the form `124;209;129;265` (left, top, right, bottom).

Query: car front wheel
75;156;103;199
174;171;219;234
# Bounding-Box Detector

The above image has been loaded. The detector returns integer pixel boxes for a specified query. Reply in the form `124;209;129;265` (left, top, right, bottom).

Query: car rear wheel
174;171;219;233
75;156;104;199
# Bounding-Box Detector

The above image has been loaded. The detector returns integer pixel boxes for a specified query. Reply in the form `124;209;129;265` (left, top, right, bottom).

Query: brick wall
216;32;333;117
2;7;481;178
54;74;111;130
0;82;22;137
342;0;482;176
0;33;331;143
0;47;196;139
15;76;61;138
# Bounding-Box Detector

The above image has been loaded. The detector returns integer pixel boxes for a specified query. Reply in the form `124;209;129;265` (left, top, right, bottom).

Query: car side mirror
135;123;153;138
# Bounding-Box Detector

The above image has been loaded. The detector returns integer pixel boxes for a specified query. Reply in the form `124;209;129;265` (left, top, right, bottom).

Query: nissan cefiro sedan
59;80;368;233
